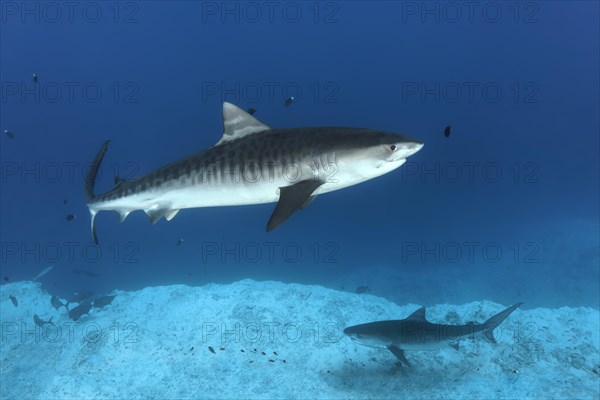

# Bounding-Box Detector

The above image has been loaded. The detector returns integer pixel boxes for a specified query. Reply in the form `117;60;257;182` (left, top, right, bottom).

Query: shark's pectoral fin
300;195;317;209
267;180;324;232
449;342;460;351
387;345;411;367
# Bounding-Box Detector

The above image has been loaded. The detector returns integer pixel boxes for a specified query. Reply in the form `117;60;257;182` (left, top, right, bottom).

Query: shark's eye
390;145;397;151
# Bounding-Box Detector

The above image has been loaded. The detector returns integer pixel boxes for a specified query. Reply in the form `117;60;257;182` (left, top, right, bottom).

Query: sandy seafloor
1;280;598;400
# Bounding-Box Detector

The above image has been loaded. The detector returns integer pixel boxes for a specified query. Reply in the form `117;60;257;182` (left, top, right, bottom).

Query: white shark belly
93;159;406;213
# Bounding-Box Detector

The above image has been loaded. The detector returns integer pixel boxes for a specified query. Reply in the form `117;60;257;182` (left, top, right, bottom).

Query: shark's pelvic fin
216;102;270;146
118;211;131;223
267;179;324;232
387;345;411;367
164;209;180;221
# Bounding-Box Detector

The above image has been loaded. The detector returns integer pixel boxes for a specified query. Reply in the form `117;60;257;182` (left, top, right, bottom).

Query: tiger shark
86;102;423;243
344;303;522;367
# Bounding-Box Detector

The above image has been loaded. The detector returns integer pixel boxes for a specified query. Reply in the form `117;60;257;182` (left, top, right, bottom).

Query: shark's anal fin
144;206;179;224
387;345;411;367
267;180;324;232
267;179;324;232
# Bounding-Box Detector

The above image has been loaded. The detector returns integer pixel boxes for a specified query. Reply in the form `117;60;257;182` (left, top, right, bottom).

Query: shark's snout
343;327;361;342
400;142;424;159
387;141;423;163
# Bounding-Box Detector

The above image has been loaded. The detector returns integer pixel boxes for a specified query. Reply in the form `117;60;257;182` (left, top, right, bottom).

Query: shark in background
344;303;523;367
86;102;424;243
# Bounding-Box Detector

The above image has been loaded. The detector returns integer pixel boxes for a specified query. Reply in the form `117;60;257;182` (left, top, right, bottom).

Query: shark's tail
482;302;523;343
86;140;110;245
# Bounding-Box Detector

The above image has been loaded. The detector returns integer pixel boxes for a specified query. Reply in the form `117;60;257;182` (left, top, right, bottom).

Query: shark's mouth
377;158;408;168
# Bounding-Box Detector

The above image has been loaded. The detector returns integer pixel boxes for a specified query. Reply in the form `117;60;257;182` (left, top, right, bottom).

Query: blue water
1;1;598;310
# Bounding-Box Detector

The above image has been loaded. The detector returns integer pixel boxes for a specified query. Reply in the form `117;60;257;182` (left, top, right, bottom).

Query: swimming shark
86;102;424;243
344;303;522;366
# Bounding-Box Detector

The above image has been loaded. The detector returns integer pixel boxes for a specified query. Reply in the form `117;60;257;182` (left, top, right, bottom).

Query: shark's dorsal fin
215;102;270;146
406;306;427;321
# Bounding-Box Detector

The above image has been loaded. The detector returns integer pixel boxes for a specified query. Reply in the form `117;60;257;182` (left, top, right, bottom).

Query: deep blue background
1;1;598;308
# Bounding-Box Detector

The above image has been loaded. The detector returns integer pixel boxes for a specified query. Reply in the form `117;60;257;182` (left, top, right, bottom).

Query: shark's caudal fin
482;302;523;344
86;140;110;245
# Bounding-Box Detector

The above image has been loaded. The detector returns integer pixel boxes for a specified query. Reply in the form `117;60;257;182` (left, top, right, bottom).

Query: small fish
355;285;370;294
69;290;95;303
33;265;53;282
444;125;451;138
247;107;257;115
72;268;100;278
32;73;38;83
208;346;215;354
176;238;184;246
93;294;116;309
33;314;53;327
68;302;92;321
66;214;76;221
273;351;278;356
63;198;68;205
3;129;14;139
268;359;275;363
50;295;68;311
219;347;225;351
9;295;18;307
3;276;9;282
284;96;296;107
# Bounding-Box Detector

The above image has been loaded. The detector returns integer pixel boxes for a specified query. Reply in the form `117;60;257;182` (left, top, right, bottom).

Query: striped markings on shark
344;303;523;367
85;102;424;243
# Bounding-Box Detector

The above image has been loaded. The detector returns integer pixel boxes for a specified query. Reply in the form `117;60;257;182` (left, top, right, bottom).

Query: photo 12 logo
201;321;342;345
198;241;340;264
1;2;140;24
399;81;540;104
399;2;540;24
1;81;140;104
400;161;540;184
400;241;541;264
201;81;340;105
200;2;340;24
